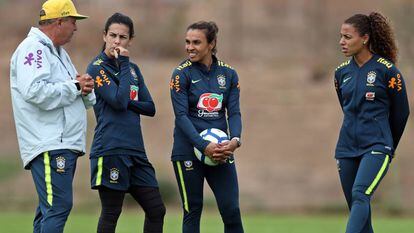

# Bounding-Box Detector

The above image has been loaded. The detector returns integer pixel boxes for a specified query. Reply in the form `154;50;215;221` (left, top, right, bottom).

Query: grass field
1;211;414;233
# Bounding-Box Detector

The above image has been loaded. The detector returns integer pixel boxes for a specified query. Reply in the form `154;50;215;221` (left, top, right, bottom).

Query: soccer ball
194;128;229;166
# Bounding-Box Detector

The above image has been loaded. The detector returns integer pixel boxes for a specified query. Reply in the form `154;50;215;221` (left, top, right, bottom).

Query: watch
232;137;241;148
74;81;81;91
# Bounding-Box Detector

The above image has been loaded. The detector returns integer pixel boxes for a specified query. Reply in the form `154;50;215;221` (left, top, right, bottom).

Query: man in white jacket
9;0;95;232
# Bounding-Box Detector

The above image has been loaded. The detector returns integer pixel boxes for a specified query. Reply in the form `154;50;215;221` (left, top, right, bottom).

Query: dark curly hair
187;21;219;55
345;12;398;64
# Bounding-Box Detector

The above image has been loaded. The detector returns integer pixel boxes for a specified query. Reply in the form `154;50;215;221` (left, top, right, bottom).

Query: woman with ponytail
87;13;165;233
334;12;409;233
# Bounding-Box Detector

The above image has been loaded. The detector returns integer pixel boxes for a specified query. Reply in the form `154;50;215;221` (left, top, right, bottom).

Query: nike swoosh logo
343;77;352;83
228;159;235;164
114;72;119;76
371;151;383;155
192;79;201;84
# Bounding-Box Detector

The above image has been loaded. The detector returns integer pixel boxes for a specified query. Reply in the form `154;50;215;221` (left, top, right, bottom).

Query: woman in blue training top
170;21;244;233
334;12;409;233
86;13;165;233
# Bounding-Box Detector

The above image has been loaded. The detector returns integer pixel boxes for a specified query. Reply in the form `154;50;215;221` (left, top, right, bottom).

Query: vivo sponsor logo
24;53;34;66
36;50;43;69
23;50;43;69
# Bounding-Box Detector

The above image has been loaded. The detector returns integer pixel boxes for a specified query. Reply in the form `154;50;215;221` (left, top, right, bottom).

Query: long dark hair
187;21;219;55
345;12;397;63
102;13;135;51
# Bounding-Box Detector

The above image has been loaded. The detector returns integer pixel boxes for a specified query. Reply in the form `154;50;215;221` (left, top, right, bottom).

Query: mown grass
0;158;20;182
1;211;414;233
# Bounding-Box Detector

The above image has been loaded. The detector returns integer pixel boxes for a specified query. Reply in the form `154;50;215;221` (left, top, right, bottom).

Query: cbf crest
130;67;138;80
217;75;226;89
110;168;120;183
56;156;66;173
366;71;376;86
184;161;193;171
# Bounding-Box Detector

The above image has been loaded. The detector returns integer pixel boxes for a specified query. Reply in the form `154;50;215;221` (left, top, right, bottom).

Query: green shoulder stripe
93;58;103;66
335;60;351;71
217;60;234;70
176;60;192;71
376;57;393;69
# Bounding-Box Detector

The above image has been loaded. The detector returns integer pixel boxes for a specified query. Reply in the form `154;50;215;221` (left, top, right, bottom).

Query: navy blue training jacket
87;52;155;158
334;54;409;158
170;56;242;161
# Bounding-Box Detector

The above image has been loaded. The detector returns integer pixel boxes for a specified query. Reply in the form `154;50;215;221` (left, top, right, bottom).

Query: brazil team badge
110;168;119;183
56;156;66;173
184;161;193;171
130;67;138;80
217;75;226;89
366;71;376;86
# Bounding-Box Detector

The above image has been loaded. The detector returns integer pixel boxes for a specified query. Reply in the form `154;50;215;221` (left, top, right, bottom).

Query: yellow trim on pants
44;152;53;206
176;161;189;212
365;154;390;195
96;157;103;186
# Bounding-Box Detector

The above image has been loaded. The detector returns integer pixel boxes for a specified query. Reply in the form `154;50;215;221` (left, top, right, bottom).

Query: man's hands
76;74;94;96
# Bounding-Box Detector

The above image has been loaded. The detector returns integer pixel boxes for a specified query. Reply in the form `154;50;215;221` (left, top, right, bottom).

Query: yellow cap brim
71;14;88;20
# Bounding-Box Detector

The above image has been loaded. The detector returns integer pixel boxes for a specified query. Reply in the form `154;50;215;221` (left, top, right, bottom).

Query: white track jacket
10;27;96;168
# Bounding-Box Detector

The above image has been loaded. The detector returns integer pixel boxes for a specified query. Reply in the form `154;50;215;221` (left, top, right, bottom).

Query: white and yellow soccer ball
194;128;229;166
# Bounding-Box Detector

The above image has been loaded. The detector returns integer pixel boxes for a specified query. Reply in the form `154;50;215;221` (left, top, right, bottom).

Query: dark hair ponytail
187;21;219;55
368;12;397;63
101;12;135;51
345;12;397;63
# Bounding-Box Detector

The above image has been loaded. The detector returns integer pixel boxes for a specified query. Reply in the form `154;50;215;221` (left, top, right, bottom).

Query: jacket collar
28;27;62;56
193;55;218;73
99;51;119;67
99;51;112;61
351;54;378;69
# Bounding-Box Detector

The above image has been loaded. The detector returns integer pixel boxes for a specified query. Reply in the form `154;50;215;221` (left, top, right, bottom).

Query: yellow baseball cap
39;0;88;21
